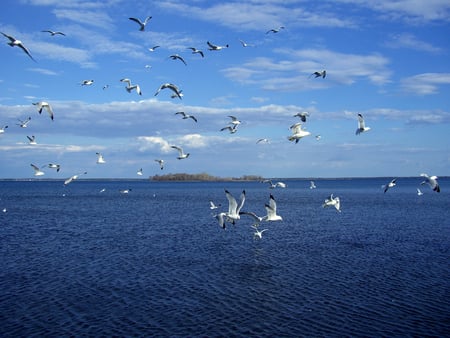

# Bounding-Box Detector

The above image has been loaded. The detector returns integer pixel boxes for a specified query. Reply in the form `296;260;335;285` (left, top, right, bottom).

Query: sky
0;0;449;179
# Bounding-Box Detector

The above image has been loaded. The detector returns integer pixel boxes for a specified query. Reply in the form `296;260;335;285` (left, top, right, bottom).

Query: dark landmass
151;172;264;182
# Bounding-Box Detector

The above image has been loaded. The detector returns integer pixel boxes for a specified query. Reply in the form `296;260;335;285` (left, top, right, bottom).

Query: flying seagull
96;152;106;164
27;135;37;145
17;117;32;128
256;138;270;144
266;26;285;34
64;171;87;185
293;111;310;122
136;168;143;176
220;124;238;134
128;16;152;31
33;101;54;120
310;181;317;189
288;122;311;143
228;115;241;126
148;45;160;52
81;79;94;86
154;159;164;170
187;47;204;57
262;179;286;189
215;189;246;229
168;54;187;66
382;178;397;193
171;145;190;159
420;173;440;193
120;78;142;95
47;163;61;172
322;194;341;212
175;111;197;122
155;83;183;99
252;225;268;240
416;188;424;196
264;194;283;221
309;70;326;78
209;201;221;210
356;113;371;135
0;125;8;133
239;39;254;47
1;32;36;62
41;30;65;36
207;41;229;51
30;163;45;176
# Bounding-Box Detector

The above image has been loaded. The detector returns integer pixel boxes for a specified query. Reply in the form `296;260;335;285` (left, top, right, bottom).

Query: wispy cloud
401;72;450;95
385;33;442;53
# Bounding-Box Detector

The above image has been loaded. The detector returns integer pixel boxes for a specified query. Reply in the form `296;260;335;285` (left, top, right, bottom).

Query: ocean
1;178;449;337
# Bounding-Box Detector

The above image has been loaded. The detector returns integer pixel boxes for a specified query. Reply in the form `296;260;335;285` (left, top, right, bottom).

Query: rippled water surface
1;178;449;337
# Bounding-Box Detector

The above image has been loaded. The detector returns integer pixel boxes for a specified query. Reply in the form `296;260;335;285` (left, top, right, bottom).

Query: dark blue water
1;178;449;337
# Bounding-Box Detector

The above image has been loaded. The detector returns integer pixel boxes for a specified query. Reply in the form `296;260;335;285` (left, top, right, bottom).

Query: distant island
151;172;263;182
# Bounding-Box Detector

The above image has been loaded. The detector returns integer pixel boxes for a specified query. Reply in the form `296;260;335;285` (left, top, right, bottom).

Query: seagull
256;138;270;144
119;188;132;194
252;225;268;240
33;101;54;120
266;26;285;34
155;159;164;170
323;194;341;212
420;173;440;193
155;83;183;99
228;115;241;125
293;111;310;122
0;125;8;133
215;189;246;229
355;113;371;135
81;79;94;86
382;178;397;193
17;117;31;128
120;78;142;95
30;163;45;176
168;54;187;65
171;145;190;159
1;32;36;62
416;188;424;196
220;124;238;134
309;70;326;78
148;45;160;52
27;135;37;145
102;84;109;90
47;163;61;172
262;179;286;189
175;111;197;122
96;152;106;164
128;16;152;31
209;201;221;210
315;135;321;141
264;194;283;221
187;47;204;57
64;171;87;185
310;181;317;189
288;122;311;143
239;39;254;47
207;41;229;51
41;30;65;36
239;211;265;227
137;168;143;176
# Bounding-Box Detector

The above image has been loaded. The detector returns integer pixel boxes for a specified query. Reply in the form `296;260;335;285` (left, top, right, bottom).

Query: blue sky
0;0;449;179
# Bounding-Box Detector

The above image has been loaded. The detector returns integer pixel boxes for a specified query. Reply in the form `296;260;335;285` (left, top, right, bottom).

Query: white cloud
385;33;442;53
401;73;450;95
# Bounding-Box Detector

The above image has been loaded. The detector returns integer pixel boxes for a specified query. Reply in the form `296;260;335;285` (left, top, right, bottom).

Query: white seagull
171;145;190;159
209;201;221;210
81;79;94;86
30;163;45;176
0;125;8;133
264;194;283;221
215;189;246;229
41;30;66;36
120;78;142;95
356;113;371;135
207;41;229;51
155;159;164;170
64;171;87;185
382;178;397;193
33;101;54;120
168;54;187;66
323;194;341;212
47;163;61;172
266;26;285;34
220;124;239;134
154;83;183;99
420;173;440;193
148;45;160;52
262;179;286;189
252;225;268;240
27;135;37;145
187;47;204;57
129;16;152;31
96;152;106;164
119;188;132;194
175;111;197;122
1;32;36;62
310;181;317;189
288;122;311;143
17;117;32;128
309;70;326;78
416;188;424;196
256;138;270;144
228;115;241;126
293;111;310;122
137;168;143;176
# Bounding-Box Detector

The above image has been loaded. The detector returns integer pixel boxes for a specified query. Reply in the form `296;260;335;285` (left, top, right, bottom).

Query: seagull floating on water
1;32;36;62
41;30;66;36
171;145;190;159
382;178;397;193
96;152;106;164
17;117;31;128
356;113;371;135
155;83;183;99
420;173;440;193
187;47;204;57
155;159;164;170
64;171;87;185
33;101;54;120
323;194;341;212
30;163;45;176
175;111;197;122
119;188;132;194
207;41;229;51
293;111;310;122
215;189;246;229
309;70;326;78
288;122;311;143
129;16;152;31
